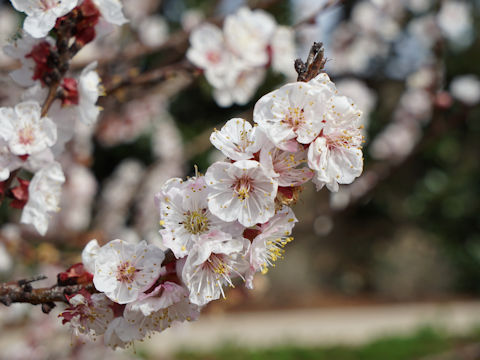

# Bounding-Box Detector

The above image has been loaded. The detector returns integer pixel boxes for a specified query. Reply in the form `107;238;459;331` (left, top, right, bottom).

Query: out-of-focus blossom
437;1;474;48
370;121;421;161
0;242;13;273
78;62;103;125
21;162;65;235
181;8;205;32
335;78;377;130
223;7;276;67
3;33;55;87
213;66;266;107
271;26;298;80
138;15;168;47
92;0;129;26
450;75;480;105
10;0;78;38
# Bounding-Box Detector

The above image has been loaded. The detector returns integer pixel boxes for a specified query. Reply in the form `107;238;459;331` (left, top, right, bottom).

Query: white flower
104;317;131;349
20;162;65;235
253;78;335;152
210;118;265;161
186;23;232;88
182;229;248;306
82;239;100;273
205;160;278;227
93;239;164;304
0;101;57;156
78;62;103;125
155;176;242;259
223;7;276;67
93;0;129;26
437;1;473;45
61;292;114;337
245;206;297;288
450;75;480;106
117;281;200;341
212;66;266;107
10;0;79;38
307;95;364;192
3;33;53;87
259;140;313;187
271;26;297;80
138;15;168;47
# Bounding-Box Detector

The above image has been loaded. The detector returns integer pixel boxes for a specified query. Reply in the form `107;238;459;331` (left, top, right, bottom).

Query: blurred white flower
93;0;129;26
21;162;65;235
138;15;168;47
437;1;473;47
450;75;480;105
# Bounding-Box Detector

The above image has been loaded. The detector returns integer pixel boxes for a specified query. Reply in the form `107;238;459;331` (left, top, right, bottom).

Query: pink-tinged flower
0;101;57;156
253;78;335;152
223;7;276;67
114;282;200;341
10;0;79;38
3;33;54;87
186;23;232;88
82;239;100;273
20;161;65;235
205;160;278;227
259;140;313;187
307;95;364;192
182;229;249;306
210;118;265;161
60;290;114;337
93;239;164;304
156;176;242;259
245;206;297;288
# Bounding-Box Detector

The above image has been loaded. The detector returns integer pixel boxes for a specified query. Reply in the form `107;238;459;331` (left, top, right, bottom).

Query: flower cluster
0;0;127;235
187;6;296;107
62;71;364;348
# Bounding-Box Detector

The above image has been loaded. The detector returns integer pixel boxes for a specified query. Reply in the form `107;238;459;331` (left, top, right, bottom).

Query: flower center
234;175;252;201
116;261;137;283
39;0;58;11
206;254;228;275
183;209;209;235
18;126;35;145
207;51;221;64
283;107;305;131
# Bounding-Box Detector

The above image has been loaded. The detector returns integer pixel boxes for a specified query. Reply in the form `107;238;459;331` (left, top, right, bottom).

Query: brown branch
0;249;175;311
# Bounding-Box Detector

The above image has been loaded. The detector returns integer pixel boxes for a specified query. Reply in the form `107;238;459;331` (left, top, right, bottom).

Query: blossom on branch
93;239;165;304
10;0;78;38
205;160;278;227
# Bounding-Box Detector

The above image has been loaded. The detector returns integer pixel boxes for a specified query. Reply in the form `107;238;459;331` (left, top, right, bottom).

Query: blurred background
0;0;480;359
